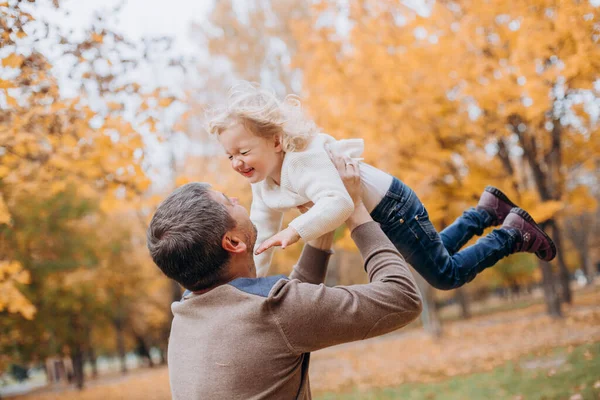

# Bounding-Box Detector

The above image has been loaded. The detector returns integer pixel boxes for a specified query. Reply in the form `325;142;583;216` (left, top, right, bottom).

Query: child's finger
255;241;269;255
256;238;281;254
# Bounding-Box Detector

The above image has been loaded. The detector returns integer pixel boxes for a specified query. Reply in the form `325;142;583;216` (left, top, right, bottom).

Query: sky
58;0;214;55
3;0;230;189
39;0;217;187
17;0;600;188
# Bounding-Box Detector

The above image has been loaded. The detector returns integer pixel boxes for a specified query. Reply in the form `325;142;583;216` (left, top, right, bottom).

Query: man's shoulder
228;275;288;298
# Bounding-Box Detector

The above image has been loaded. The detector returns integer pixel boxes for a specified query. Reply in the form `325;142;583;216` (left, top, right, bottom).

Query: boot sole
485;186;519;208
510;208;557;262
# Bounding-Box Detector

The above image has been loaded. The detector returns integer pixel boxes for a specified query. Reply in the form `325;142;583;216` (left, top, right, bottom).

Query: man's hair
147;182;236;291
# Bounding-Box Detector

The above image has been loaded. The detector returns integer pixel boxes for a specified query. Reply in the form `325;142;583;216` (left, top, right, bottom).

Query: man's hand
326;149;363;207
327;149;372;231
255;226;301;255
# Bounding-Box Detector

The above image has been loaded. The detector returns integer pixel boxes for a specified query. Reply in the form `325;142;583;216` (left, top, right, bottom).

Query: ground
12;287;600;400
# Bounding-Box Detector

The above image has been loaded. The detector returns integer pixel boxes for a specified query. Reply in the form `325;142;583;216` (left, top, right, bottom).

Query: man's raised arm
288;231;335;285
265;155;422;353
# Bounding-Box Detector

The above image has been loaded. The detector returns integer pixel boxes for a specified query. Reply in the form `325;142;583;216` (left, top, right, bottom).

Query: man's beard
244;222;258;254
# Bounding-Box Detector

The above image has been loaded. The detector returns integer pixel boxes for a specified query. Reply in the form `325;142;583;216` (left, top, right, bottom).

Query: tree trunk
114;317;128;374
71;345;85;390
135;334;154;368
88;347;98;379
567;213;594;284
159;346;167;365
579;240;593;284
454;288;471;319
538;258;562;318
549;220;572;304
415;274;442;337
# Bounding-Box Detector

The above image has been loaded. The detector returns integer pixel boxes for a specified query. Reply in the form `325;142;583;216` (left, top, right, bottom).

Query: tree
0;0;183;386
293;0;599;318
444;0;599;309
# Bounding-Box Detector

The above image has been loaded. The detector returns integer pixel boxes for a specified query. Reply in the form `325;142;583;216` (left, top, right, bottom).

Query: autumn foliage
0;0;598;394
0;0;182;380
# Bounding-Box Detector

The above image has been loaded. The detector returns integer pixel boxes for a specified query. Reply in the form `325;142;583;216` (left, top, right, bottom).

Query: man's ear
222;232;248;254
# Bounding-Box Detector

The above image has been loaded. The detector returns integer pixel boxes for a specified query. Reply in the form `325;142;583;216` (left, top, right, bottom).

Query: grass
316;342;600;400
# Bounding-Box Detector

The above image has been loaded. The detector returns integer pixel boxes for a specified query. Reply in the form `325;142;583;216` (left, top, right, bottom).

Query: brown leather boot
477;186;519;225
502;208;557;261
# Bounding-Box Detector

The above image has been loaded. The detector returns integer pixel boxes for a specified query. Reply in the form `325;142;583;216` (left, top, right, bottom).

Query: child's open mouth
241;168;254;177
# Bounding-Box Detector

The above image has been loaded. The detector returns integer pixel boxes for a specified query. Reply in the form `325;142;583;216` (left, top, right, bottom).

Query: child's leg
371;179;519;290
438;208;494;256
440;187;519;255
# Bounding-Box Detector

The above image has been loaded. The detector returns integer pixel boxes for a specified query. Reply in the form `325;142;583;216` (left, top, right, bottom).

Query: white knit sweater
251;133;392;276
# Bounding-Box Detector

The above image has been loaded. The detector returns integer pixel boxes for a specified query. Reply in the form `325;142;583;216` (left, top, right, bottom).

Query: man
147;155;422;399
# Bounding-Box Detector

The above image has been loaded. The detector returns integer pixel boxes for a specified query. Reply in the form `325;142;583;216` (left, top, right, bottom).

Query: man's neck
192;262;255;295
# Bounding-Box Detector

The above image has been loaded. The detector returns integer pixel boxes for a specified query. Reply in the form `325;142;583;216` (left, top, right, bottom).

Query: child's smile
240;167;255;178
218;123;284;185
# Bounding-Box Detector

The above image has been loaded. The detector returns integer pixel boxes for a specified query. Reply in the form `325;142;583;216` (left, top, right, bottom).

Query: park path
310;289;600;394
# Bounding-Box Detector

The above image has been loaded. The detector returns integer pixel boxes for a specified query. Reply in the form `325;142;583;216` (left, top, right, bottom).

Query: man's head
147;182;257;291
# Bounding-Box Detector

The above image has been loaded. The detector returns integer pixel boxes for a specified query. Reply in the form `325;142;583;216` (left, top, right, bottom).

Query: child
207;83;556;289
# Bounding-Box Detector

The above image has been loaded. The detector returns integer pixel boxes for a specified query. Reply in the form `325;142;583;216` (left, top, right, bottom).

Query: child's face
218;123;284;184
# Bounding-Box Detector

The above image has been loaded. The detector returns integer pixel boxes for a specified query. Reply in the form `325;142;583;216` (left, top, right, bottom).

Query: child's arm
251;185;284;277
257;151;355;254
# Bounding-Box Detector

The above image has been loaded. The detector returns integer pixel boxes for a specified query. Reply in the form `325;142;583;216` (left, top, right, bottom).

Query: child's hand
255;227;300;255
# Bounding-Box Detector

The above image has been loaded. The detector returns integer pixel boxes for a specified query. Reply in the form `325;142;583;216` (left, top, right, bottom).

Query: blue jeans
370;178;519;290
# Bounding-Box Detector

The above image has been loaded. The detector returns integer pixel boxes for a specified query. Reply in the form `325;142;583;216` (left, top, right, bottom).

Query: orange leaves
91;33;104;44
567;185;598;214
143;116;158;132
158;97;175;108
308;292;600;393
0;79;16;89
0;261;36;320
527;200;564;223
0;194;10;226
1;53;23;68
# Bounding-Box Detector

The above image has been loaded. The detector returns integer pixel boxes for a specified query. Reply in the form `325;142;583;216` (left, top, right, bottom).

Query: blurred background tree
1;0;184;388
0;0;598;393
291;0;599;321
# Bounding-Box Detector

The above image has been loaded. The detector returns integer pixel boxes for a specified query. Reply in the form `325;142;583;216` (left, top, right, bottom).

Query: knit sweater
252;133;393;276
167;221;422;399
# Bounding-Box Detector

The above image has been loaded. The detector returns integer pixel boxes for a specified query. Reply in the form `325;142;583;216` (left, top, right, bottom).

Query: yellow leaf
6;94;18;107
0;165;10;179
2;53;24;68
50;181;67;195
0;79;16;89
0;260;35;319
144;117;157;132
158;97;175;108
0;194;11;225
91;33;104;43
175;175;193;187
528;201;564;223
108;101;123;111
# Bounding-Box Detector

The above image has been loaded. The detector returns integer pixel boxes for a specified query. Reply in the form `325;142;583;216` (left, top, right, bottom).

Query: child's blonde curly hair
206;81;318;153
